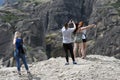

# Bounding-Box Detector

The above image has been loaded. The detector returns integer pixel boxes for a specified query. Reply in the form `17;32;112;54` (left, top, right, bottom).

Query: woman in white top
62;20;77;65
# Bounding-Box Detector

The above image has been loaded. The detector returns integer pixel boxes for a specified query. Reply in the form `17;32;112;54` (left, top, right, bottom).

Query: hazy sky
0;0;4;5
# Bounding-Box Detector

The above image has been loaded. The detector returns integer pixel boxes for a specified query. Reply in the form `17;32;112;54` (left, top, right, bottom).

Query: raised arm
13;36;16;45
80;24;96;31
71;20;76;29
13;36;16;50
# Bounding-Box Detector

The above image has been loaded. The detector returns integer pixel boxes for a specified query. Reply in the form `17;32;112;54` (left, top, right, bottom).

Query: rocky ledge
0;55;120;80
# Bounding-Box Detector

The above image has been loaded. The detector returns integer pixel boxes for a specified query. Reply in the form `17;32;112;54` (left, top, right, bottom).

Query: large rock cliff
87;0;120;58
0;0;120;67
0;1;47;67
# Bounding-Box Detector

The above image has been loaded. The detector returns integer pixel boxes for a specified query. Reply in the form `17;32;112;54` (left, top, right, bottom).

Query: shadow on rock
27;72;41;80
85;57;101;61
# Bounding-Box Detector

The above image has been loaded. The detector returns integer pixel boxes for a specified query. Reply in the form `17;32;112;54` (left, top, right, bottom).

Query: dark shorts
82;39;87;42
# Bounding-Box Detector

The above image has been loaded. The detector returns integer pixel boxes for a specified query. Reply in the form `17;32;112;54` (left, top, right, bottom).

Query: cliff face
0;0;120;67
43;0;120;59
87;0;120;58
0;0;95;66
0;1;47;67
33;0;85;30
34;0;95;58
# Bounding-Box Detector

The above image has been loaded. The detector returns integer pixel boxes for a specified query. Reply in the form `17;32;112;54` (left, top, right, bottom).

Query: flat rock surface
0;55;120;80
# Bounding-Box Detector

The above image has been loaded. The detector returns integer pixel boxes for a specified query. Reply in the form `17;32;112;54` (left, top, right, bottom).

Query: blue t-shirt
15;38;23;49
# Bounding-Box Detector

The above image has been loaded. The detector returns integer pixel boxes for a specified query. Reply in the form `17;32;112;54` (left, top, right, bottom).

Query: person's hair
79;21;84;27
14;31;21;38
73;21;84;34
73;23;79;34
64;23;69;30
13;31;21;44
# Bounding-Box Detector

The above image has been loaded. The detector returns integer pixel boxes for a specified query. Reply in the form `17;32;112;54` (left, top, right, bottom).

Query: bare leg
78;43;82;57
81;42;87;59
73;43;78;58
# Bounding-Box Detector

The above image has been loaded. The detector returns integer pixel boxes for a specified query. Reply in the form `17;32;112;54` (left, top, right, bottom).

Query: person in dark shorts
81;29;87;59
73;21;96;59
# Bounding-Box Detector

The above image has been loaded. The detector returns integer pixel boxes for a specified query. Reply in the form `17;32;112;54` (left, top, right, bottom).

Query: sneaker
65;62;69;65
18;71;21;75
73;61;77;64
81;56;85;59
27;70;30;74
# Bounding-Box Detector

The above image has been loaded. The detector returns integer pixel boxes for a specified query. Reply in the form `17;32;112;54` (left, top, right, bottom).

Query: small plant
111;0;120;15
30;0;50;4
111;0;120;8
1;12;19;23
46;33;56;44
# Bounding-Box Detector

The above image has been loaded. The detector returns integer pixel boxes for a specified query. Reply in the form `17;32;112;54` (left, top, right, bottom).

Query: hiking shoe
18;71;21;75
81;56;85;59
73;61;77;64
27;70;30;74
65;62;69;65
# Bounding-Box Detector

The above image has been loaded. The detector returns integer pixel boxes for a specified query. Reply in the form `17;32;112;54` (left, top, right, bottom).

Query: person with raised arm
73;21;96;59
61;20;77;65
13;31;30;75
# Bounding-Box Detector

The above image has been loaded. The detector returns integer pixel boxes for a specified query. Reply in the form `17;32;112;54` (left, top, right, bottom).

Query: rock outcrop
0;0;120;67
0;5;47;67
33;0;94;31
87;0;120;58
44;0;120;59
0;55;120;80
0;0;94;66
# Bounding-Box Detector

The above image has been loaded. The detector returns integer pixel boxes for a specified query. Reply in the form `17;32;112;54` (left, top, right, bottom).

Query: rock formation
0;55;120;80
87;0;120;58
0;0;120;67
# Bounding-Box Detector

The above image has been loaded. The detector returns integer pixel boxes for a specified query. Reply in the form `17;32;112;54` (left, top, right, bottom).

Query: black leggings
63;43;75;62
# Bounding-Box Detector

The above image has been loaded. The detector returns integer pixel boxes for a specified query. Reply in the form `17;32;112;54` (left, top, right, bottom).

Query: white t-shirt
62;27;75;43
82;30;86;39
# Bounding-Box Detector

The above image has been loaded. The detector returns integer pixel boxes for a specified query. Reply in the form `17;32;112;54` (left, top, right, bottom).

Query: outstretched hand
68;19;74;24
92;24;96;28
94;25;97;28
93;24;97;28
68;19;71;24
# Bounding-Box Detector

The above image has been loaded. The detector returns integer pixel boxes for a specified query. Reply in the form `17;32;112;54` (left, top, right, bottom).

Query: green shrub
111;0;120;15
1;12;18;23
111;0;120;8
